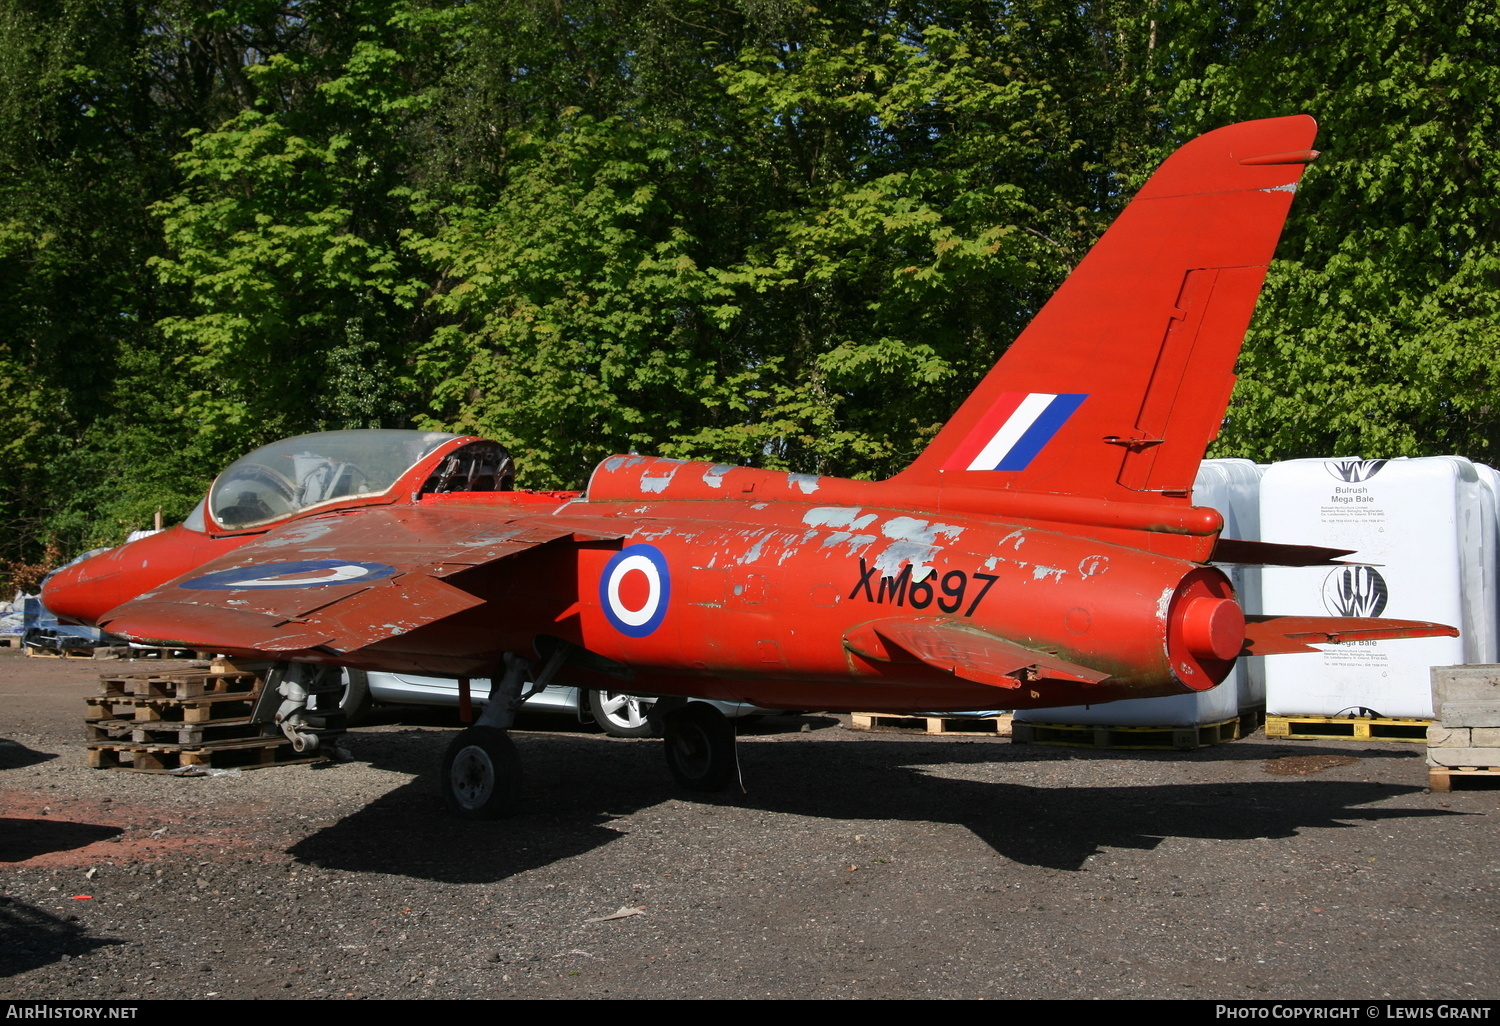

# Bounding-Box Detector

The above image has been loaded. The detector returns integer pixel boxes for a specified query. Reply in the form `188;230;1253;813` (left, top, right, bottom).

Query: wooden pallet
1011;715;1243;750
87;716;260;746
85;693;258;726
0;636;23;649
1266;714;1430;743
848;712;1013;736
1238;706;1266;737
26;644;97;659
85;736;322;772
97;670;261;701
1428;765;1500;792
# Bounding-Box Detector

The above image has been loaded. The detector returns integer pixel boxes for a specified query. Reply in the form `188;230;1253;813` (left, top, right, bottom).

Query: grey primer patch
640;464;681;494
260;521;335;547
873;516;964;578
801;507;877;530
702;465;735;488
738;534;770;565
786;472;821;494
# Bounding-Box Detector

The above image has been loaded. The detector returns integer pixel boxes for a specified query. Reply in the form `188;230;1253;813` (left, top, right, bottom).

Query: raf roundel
181;559;398;591
599;544;671;638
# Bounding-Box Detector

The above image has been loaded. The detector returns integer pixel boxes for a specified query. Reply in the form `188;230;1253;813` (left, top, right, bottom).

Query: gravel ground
1;649;1497;1000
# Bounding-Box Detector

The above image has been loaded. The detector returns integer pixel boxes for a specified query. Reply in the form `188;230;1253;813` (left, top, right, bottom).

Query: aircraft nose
40;555;116;628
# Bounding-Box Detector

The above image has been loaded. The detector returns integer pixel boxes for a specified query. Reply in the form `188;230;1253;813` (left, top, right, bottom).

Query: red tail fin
897;116;1317;512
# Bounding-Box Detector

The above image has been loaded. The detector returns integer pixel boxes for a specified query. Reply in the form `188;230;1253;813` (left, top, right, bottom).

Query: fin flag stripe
945;392;1088;472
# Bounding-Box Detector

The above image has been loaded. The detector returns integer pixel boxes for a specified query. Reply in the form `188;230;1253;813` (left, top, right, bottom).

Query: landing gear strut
661;703;739;792
439;646;569;819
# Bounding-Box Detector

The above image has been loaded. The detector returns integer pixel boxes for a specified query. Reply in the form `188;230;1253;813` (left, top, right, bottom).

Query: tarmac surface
1;649;1497;1001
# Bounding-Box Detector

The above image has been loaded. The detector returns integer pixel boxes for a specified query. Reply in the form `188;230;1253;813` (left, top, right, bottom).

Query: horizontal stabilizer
1242;615;1458;657
1209;538;1358;567
845;617;1109;689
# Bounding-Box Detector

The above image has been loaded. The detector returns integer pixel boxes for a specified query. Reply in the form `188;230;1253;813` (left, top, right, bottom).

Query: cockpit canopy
205;430;462;531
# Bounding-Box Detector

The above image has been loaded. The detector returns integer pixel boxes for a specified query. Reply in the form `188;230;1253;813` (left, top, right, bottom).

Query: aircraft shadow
0;895;121;978
290;730;1455;880
731;740;1449;871
0;738;59;770
0;818;124;863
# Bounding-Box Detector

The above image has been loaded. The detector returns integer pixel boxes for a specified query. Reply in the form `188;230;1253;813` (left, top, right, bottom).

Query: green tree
413;2;1157;486
1158;1;1500;460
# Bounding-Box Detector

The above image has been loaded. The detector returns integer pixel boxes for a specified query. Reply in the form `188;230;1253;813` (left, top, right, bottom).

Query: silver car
355;671;765;738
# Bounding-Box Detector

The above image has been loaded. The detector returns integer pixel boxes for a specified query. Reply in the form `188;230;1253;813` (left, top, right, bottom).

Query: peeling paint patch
638;526;681;542
1156;586;1176;621
1031;565;1065;582
882;516;963;543
786;472;821;494
999;530;1026;550
738;535;769;565
259;521;335;547
1261;182;1296;194
873;516;964;577
1078;554;1109;577
640;466;680;493
982;556;1000;570
751;503;768;510
702;464;734;488
802;507;877;530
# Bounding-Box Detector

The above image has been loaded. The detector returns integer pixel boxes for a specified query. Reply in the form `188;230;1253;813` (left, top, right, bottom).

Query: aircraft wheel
337;668;373;726
588;690;660;738
442;727;522;819
662;704;737;792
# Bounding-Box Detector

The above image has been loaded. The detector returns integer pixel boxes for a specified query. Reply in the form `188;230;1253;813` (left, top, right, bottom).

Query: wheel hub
450;744;495;809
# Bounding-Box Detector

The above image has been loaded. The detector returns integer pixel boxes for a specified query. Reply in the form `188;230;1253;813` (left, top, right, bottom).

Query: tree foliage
0;0;1495;587
1160;1;1500;460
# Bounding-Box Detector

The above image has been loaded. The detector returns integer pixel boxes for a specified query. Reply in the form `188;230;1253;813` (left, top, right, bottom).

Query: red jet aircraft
45;115;1455;817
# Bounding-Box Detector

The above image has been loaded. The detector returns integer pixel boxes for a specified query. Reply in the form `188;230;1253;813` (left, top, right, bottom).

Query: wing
97;505;623;657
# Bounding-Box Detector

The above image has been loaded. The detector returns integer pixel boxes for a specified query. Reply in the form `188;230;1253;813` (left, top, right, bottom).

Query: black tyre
588;690;660;738
338;668;373;725
662;703;737;792
442;727;523;819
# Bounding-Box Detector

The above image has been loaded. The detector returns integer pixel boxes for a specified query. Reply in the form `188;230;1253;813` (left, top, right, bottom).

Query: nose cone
41;550;120;628
41;526;232;630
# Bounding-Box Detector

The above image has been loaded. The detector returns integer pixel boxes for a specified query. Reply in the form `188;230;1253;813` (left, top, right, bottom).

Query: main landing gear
437;650;745;818
443;726;522;819
659;702;740;793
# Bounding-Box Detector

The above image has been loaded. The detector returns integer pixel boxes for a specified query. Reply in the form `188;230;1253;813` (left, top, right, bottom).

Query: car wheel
441;727;522;819
662;703;737;792
588;690;660;738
